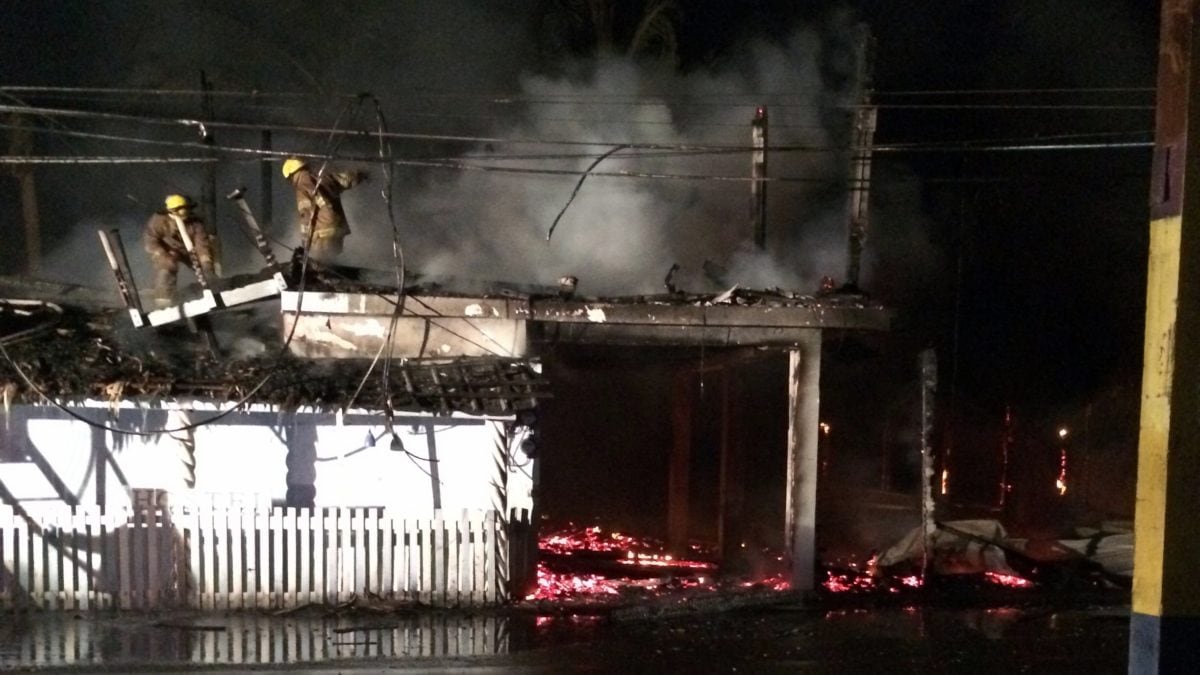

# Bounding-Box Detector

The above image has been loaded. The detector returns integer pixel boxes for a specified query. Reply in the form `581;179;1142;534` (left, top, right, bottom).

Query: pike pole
97;228;146;325
227;187;280;269
168;213;212;290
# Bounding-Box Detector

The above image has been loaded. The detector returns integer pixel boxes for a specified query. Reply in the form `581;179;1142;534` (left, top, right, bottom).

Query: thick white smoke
15;3;941;301
345;32;851;296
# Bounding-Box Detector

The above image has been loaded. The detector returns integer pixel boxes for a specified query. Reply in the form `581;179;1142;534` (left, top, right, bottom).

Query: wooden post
717;369;745;562
426;424;443;510
667;370;692;554
785;331;822;591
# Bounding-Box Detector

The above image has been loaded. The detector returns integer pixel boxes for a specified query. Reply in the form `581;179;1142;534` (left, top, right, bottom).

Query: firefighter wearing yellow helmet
281;156;367;261
143;194;215;306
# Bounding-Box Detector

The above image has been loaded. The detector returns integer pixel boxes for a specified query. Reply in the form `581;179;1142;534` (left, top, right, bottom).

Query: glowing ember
539;525;657;556
618;552;716;570
984;571;1034;588
531;524;783;603
822;570;880;593
821;561;1034;594
744;573;791;591
527;563;622;600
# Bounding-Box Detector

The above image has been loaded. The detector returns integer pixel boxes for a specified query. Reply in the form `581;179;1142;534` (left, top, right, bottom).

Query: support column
785;331;822;591
718;369;748;564
425;423;443;511
1131;3;1200;672
667;371;691;554
284;413;317;508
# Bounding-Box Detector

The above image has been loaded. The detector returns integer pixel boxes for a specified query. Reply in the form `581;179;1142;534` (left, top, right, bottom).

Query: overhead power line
0;102;1156;157
3;84;1156;98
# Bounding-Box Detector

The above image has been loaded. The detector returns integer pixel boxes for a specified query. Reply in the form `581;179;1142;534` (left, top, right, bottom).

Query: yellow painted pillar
1130;2;1200;672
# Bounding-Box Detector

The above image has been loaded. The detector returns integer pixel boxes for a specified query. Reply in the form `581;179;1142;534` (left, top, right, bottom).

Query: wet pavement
1;599;1133;673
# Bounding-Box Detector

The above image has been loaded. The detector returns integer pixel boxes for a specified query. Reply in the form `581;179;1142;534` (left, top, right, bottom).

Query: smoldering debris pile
820;519;1133;601
525;524;791;614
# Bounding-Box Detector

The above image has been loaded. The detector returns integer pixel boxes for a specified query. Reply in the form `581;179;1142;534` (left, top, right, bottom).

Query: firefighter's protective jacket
289;168;364;242
143;211;214;268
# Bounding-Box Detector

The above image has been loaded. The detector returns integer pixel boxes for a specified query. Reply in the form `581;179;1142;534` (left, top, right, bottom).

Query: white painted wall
0;402;535;516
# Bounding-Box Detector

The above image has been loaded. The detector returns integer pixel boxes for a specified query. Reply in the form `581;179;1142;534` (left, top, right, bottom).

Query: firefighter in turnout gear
282;156;367;262
143;194;215;306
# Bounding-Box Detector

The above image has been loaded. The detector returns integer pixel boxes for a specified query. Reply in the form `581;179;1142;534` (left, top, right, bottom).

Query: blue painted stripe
1130;612;1200;674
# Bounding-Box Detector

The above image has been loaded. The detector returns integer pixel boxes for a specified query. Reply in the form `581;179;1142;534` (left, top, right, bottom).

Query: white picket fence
0;505;524;610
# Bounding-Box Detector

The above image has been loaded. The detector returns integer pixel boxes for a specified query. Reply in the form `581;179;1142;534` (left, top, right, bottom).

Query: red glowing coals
822;568;1033;594
617;551;716;570
539;526;653;556
528;563;622;601
822;570;883;593
530;524;780;603
984;571;1034;588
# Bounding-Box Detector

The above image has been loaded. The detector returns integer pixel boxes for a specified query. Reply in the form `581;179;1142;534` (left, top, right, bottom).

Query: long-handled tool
97;228;146;327
227;187;281;270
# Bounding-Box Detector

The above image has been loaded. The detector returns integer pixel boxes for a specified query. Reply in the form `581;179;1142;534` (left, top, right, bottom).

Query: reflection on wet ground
0;611;519;669
0;601;1132;672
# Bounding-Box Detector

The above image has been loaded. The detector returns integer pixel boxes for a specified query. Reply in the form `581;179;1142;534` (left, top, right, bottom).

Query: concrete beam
785;332;821;591
525;299;891;331
531;322;843;348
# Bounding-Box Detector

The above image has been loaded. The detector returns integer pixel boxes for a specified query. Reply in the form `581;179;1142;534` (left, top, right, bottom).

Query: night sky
0;1;1161;436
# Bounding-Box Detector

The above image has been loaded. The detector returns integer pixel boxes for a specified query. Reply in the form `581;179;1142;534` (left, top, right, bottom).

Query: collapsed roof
1;260;892;415
0;287;543;417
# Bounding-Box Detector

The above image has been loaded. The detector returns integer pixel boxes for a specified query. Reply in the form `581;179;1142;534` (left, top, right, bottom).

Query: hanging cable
546;144;628;241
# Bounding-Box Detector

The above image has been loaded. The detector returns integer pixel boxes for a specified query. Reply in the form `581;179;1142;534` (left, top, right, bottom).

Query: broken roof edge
278;286;892;332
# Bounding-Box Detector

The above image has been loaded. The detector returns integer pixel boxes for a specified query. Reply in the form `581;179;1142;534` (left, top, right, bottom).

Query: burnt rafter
0;305;545;416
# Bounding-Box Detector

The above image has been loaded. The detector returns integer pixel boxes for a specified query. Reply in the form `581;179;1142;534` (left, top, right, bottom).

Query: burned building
1;253;893;610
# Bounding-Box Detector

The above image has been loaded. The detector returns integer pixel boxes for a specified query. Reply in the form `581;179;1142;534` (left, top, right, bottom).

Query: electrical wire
0;117;1156;162
3;83;1156;98
0;100;1153;155
0;101;809;151
546;144;628;241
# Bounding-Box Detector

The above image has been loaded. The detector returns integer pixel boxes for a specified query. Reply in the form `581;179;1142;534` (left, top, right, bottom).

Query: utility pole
5;114;40;273
199;71;220;272
260;129;273;230
750;106;768;249
845;26;876;290
1129;2;1200;672
918;349;937;580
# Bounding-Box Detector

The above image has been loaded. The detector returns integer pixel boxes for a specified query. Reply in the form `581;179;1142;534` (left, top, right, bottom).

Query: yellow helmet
164;194;194;212
281;157;306;178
